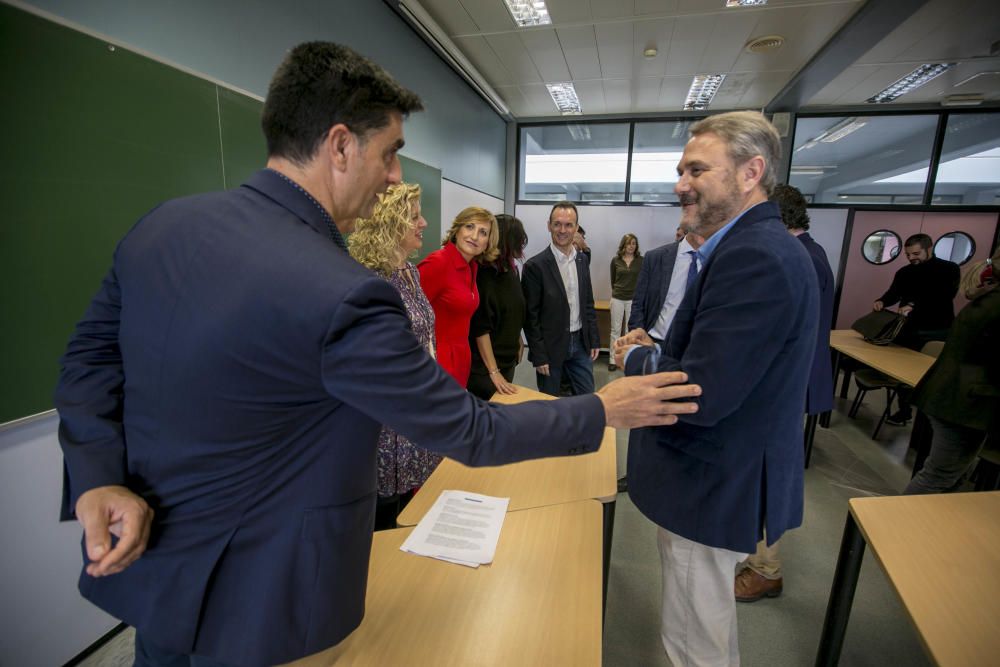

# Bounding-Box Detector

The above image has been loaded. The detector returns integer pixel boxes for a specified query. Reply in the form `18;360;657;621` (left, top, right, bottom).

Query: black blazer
912;288;1000;432
522;246;599;368
628;241;679;334
798;232;835;415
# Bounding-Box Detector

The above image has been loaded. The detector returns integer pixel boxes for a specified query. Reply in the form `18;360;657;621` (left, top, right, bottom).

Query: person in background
419;207;498;388
675;224;685;242
573;224;591;258
467;214;528;401
523;201;600;396
349;182;440;529
608;233;643;371
873;232;960;425
904;249;999;494
734;183;835;603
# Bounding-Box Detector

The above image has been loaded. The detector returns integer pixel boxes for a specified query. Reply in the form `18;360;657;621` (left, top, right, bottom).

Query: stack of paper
399;490;510;567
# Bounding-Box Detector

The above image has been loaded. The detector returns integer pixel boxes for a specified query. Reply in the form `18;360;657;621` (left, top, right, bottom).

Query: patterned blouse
377;262;442;497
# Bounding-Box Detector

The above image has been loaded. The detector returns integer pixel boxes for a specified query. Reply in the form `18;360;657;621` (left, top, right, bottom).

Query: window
931;113;1000;205
628;121;693;203
861;230;901;265
934;231;976;265
789;115;938;204
519;123;630;203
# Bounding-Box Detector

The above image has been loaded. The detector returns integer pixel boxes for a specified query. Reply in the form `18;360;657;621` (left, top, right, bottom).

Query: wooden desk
816;492;1000;666
287;500;603;667
397;385;617;612
397;386;617;525
829;329;935;387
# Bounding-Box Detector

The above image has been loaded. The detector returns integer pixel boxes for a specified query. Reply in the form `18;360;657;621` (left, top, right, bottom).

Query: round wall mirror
861;230;901;265
934;231;976;265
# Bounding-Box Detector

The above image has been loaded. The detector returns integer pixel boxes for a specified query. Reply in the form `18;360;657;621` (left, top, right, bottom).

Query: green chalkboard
0;4;443;424
399;155;442;264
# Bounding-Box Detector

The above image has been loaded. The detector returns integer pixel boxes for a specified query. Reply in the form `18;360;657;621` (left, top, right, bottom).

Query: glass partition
931;112;1000;205
789;115;938;204
628;121;694;203
519;123;630;202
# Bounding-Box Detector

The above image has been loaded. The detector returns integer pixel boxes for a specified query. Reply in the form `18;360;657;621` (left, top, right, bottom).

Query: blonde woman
350;183;440;526
418;207;499;387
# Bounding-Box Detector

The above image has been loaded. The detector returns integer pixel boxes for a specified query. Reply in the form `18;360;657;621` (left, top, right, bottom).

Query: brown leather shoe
734;567;782;602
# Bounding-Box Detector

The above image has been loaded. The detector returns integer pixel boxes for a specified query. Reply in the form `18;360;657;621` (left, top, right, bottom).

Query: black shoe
608;363;617;372
617;476;628;493
886;410;912;426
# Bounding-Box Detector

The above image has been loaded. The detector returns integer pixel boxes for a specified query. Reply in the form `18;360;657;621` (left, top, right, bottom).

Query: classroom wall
441;179;505;227
16;0;507;198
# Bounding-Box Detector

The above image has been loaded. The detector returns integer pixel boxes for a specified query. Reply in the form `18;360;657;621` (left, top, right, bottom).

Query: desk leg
909;411;933;478
815;513;866;667
602;499;616;627
819;410;831;429
804;414;819;468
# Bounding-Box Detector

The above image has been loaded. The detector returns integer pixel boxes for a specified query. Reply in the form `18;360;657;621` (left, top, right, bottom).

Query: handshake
611;328;658;369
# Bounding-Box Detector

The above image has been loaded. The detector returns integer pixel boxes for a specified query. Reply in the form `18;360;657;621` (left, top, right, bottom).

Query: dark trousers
134;632;230;667
904;414;986;494
536;330;595;396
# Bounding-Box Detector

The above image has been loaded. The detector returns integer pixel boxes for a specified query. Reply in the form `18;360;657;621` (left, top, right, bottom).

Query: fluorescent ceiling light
546;83;582;115
790;166;835;176
568;124;591;142
795;117;866;151
867;63;955;104
684;74;725;110
503;0;551;27
726;0;767;6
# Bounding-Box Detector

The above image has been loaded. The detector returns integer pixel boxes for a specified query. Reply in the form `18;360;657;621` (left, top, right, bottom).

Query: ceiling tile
659;75;693;110
633;18;675;79
494;84;531;116
485;32;543;84
590;0;636;21
545;0;594;23
635;77;665;111
572;80;608;114
809;65;882;105
418;0;480;35
698;12;755;74
519;29;572;81
664;15;712;75
635;0;680;16
520;83;562;115
596;21;634;78
458;0;517;32
602;78;633;112
452;36;516;86
557;25;603;80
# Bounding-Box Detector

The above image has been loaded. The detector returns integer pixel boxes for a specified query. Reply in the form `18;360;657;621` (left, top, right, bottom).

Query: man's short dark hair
549;201;578;224
770;184;810;231
905;233;933;250
262;42;424;165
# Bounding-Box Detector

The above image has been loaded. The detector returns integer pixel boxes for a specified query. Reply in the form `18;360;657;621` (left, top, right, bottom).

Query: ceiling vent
745;35;784;53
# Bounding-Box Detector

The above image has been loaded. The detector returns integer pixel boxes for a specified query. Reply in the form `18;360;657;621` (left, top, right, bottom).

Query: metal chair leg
848;388;866;419
872;388;896;440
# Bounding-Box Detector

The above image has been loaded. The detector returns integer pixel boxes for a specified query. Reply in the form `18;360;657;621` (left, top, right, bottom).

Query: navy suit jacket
522;247;600;367
625;202;818;553
798;232;835;415
54;170;605;666
628;241;679;334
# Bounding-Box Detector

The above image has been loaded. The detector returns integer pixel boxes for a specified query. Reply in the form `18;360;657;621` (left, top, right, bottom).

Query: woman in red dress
418;207;499;387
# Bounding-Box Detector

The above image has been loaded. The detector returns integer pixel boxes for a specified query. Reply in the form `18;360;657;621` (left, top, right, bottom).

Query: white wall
806;208;850;283
0;414;118;666
514;204;683;301
441;179;504;225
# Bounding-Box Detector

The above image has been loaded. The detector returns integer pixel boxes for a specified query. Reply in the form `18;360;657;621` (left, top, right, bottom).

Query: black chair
848;369;898;439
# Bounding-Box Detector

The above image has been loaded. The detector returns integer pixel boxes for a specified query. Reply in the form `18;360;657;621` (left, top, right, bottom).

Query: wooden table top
829;329;936;387
849;492;1000;666
285;500;603;667
396;385;617;527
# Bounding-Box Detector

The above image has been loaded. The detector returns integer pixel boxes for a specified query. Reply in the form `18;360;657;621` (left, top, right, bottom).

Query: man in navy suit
55;43;701;667
734;184;835;603
522;202;601;396
615;112;818;666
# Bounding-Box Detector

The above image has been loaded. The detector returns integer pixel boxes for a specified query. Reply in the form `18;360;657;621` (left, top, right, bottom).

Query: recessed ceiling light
726;0;768;6
546;82;582;115
684;74;725;110
795;117;867;151
643;47;658;58
866;63;954;103
503;0;551;27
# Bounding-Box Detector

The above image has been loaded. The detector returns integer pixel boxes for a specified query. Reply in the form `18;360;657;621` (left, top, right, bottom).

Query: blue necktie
686;250;702;290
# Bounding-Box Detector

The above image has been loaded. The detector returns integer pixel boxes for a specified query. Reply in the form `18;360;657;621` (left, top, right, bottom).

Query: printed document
399;490;509;567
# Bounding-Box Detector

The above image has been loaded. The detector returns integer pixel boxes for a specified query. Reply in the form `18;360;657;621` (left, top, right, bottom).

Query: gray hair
689;111;781;195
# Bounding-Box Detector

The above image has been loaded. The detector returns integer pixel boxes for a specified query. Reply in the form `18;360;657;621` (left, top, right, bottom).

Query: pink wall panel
836;211;922;329
836;211;1000;329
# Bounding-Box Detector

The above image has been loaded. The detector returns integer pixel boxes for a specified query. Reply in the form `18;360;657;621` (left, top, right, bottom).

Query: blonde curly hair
443;206;500;263
349;183;422;276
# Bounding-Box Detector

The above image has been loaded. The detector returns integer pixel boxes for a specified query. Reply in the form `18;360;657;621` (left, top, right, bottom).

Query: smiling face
625;238;637;254
454;218;492;262
674;132;747;238
549;207;579;254
400;198;427;255
905;244;930;265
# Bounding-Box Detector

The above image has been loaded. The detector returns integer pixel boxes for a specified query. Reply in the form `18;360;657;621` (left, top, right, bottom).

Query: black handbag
851;310;907;345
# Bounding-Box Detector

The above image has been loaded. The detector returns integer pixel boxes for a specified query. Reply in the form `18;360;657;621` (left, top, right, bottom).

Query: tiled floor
79;359;936;666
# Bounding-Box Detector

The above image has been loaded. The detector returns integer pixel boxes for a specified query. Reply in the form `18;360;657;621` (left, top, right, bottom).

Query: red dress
418;242;479;387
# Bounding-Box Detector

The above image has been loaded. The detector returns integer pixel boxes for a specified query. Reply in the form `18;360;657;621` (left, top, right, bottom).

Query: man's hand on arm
76;485;154;577
597;371;700;429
